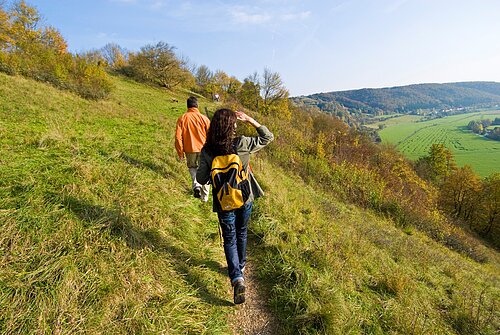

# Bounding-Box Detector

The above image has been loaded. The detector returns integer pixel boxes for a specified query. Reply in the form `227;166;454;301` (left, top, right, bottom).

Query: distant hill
292;81;500;114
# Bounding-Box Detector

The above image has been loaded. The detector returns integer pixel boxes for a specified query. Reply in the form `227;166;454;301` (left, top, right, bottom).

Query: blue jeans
217;202;253;283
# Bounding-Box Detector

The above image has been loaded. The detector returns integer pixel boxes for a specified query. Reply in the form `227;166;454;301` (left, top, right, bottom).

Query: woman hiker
196;109;274;304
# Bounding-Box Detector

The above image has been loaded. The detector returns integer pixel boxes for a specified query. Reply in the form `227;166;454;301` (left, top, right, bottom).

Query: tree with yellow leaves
439;165;481;221
0;1;110;99
416;143;456;183
261;68;290;118
9;0;42;52
238;73;262;113
0;5;12;48
40;26;67;54
478;173;500;242
100;43;128;69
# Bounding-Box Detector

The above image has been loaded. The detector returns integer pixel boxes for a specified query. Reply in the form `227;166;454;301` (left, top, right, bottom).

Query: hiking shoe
193;187;201;198
233;279;246;305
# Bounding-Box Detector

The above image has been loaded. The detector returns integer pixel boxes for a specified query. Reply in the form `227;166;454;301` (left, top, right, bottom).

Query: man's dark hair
187;96;198;108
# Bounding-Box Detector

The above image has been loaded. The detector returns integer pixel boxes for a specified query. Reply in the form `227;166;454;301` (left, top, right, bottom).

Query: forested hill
292;81;500;114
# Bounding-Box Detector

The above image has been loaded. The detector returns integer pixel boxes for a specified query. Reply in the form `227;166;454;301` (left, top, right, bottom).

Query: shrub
125;41;194;89
0;1;112;99
69;55;112;100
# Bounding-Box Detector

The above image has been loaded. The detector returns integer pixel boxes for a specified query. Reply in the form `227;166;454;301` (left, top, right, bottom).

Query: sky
20;0;500;96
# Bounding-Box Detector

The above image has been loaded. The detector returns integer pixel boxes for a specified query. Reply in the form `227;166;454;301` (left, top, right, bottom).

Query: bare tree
261;68;288;108
100;43;128;69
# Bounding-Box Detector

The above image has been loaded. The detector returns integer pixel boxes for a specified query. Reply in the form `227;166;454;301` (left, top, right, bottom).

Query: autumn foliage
237;102;494;260
0;1;111;99
123;42;194;89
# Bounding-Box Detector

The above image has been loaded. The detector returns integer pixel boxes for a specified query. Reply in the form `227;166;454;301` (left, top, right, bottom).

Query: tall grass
251;158;499;334
1;72;499;334
0;73;231;334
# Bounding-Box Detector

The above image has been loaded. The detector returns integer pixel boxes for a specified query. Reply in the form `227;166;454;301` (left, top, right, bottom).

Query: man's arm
196;151;211;185
175;117;184;160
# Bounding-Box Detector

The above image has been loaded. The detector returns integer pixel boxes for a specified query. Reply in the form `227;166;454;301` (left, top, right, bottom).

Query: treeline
292;82;500;115
1;0;293;111
0;1;111;99
92;41;290;117
467;118;500;140
415;144;499;244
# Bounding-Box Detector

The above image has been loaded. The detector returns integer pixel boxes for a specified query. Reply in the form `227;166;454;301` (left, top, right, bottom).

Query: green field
378;111;500;177
366;114;422;128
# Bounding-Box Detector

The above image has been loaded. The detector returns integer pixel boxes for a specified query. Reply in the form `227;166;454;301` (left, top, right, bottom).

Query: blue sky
23;0;500;96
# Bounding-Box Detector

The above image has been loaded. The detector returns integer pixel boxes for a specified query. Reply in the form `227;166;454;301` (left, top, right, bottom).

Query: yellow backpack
210;154;251;211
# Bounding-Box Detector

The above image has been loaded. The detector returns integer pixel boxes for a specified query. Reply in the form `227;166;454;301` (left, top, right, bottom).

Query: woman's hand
235;111;250;122
235;111;261;128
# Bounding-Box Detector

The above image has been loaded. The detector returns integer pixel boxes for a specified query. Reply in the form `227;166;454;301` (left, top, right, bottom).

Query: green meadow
1;73;499;334
378;111;500;177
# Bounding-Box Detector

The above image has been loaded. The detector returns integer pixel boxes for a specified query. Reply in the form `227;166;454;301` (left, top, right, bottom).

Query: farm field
365;114;422;129
378;110;500;177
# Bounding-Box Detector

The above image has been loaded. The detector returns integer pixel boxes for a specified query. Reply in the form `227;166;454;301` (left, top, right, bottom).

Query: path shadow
98;150;173;178
63;195;232;307
62;195;125;230
119;152;174;178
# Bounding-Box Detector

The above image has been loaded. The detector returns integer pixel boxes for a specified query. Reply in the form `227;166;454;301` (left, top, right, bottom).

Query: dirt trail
228;262;280;335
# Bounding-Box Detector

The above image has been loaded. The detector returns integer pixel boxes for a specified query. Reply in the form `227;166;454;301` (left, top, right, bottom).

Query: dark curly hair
204;108;237;156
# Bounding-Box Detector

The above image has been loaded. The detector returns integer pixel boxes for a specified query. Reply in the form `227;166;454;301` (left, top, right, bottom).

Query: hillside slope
1;73;499;334
293;81;500;114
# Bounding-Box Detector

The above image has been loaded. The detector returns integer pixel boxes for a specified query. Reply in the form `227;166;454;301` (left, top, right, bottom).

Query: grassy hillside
0;73;231;333
1;73;499;334
377;110;500;177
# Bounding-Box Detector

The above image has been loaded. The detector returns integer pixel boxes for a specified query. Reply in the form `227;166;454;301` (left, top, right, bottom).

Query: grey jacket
196;125;274;212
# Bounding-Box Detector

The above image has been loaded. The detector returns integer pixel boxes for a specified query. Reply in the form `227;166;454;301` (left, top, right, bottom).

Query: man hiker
175;96;211;201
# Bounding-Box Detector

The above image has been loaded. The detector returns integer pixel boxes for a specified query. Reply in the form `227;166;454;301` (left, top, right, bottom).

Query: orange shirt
175;107;210;158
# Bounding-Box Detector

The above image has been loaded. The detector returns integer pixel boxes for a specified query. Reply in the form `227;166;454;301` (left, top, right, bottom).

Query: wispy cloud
328;0;354;15
109;0;167;7
229;6;311;25
150;0;167;10
229;7;272;24
384;0;410;13
130;1;313;32
280;11;311;21
96;32;118;39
